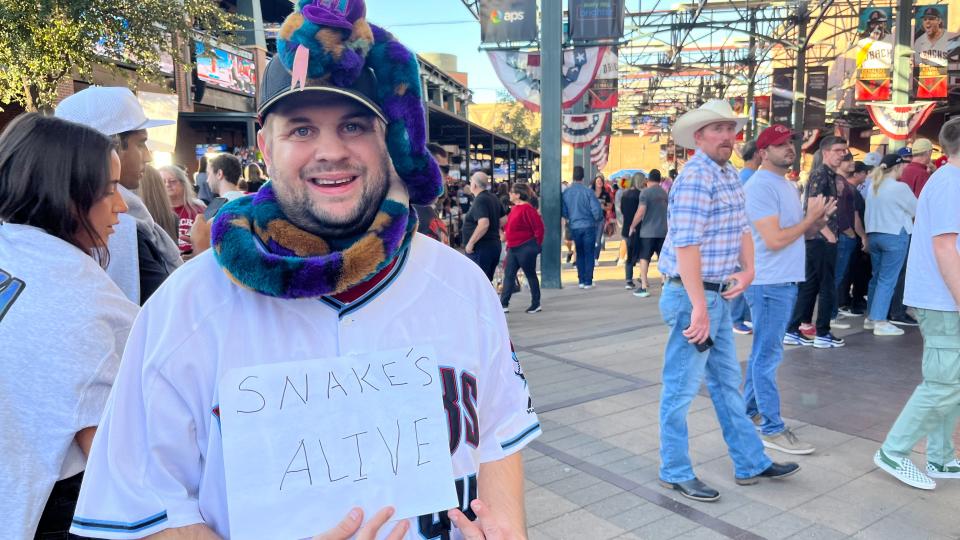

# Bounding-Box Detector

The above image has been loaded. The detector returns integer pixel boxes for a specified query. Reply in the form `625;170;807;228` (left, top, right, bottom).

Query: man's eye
343;122;367;134
292;127;313;137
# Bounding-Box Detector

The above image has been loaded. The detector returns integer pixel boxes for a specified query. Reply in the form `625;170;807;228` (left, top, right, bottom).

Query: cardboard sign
219;347;458;540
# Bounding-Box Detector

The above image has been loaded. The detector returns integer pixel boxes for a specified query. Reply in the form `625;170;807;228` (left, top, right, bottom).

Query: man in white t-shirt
70;2;539;538
874;117;960;490
742;125;833;456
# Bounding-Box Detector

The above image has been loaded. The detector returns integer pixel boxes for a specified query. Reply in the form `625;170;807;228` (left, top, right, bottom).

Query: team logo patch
0;268;25;323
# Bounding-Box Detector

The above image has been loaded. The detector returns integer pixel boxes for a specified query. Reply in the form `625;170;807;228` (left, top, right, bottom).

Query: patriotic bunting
865;102;937;141
488;47;609;112
562;112;611;147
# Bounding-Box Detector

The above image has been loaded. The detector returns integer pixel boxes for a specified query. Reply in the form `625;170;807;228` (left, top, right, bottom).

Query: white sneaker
873;321;905;336
582;284;594;290
874;450;936;490
762;428;816;455
863;319;875;330
578;283;585;289
830;318;851;329
927;459;960;479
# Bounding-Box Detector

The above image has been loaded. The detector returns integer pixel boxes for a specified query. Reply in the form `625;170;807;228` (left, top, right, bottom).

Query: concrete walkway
503;244;960;540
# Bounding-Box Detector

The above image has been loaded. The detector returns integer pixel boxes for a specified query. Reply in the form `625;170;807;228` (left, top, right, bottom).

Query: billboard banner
195;41;256;95
568;0;625;41
588;48;619;109
805;67;829;129
479;0;538;44
771;68;794;126
914;5;953;99
856;7;893;102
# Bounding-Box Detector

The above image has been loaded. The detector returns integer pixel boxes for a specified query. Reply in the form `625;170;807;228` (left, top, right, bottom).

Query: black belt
667;277;726;292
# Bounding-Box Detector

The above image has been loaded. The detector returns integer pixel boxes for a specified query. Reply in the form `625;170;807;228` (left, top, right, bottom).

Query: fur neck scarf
210;177;415;299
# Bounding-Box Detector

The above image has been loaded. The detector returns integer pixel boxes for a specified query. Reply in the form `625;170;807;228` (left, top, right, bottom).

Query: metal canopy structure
459;0;902;133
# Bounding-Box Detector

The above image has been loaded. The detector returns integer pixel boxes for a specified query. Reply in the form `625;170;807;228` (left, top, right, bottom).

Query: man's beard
270;155;392;239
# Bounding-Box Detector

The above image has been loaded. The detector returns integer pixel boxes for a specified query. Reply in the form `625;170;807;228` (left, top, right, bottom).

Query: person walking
742;125;834;455
562;166;603;288
592;174;614;259
657;101;799;503
500;183;544;313
627;169;668;298
783;136;847;348
864;154;917;336
620;172;643;290
462;171;503;281
874;118;960;489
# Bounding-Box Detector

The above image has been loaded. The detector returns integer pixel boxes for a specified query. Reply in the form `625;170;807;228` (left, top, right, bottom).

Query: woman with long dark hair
0;113;138;538
500;183;545;313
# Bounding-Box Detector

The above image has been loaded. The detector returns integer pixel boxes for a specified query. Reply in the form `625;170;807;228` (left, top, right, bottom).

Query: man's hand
313;507;408;540
465;243;475;255
190;214;212;254
806;195;836;231
721;267;755;300
683;302;711;345
448;499;520;540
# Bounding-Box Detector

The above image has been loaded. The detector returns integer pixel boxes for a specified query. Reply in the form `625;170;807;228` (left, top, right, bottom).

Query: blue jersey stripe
72;510;168;532
500;422;541;450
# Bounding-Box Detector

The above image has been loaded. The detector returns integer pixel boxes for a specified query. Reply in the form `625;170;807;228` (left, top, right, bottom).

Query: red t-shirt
899;161;931;198
504;203;544;248
173;205;201;254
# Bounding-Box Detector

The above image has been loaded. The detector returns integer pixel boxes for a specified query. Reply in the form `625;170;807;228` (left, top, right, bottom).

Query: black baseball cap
853;161;872;174
922;7;942;19
880;153;905;169
257;56;386;123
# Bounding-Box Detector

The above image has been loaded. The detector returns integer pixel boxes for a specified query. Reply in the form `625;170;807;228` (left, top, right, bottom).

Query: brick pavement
502;246;960;540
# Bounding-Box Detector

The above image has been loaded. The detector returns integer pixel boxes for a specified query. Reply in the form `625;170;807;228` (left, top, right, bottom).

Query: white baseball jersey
915;31;956;67
70;234;540;539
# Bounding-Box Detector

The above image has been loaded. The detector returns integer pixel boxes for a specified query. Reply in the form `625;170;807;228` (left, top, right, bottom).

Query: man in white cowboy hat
656;100;800;503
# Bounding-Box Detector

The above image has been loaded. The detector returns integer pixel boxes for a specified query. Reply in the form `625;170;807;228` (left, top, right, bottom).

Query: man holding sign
69;2;539;539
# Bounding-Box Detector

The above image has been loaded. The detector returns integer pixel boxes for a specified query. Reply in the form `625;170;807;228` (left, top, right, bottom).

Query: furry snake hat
260;0;442;205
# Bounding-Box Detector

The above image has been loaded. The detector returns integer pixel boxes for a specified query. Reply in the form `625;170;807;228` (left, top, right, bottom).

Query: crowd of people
649;98;960;502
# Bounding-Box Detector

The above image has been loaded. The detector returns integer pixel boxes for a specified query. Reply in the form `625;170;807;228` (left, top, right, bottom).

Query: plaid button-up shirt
658;150;750;283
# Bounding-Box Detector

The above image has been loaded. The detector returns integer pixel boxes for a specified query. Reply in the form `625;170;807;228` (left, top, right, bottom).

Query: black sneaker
813;333;845;349
890;314;919;327
625;281;636;290
525;304;542;314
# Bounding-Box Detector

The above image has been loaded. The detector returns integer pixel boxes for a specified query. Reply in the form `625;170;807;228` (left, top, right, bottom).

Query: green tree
0;0;246;111
492;91;541;151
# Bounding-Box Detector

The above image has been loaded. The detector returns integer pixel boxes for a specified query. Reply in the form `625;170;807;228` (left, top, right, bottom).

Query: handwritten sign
219;346;458;540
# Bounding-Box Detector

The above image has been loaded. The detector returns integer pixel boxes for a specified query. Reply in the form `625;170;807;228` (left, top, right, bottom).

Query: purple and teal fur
210;183;416;299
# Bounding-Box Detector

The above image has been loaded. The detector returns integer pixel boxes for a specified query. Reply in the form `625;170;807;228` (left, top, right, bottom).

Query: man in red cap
742;125;834;455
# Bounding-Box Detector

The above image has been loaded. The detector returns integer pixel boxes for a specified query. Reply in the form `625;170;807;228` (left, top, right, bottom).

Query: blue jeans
867;230;909;321
730;294;751;326
658;282;772;483
743;283;799;436
571;227;597;285
832;234;858;319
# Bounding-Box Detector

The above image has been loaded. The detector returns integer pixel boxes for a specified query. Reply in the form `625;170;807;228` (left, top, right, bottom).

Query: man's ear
257;123;272;169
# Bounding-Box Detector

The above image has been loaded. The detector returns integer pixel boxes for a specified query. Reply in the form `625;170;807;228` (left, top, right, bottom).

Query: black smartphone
695;336;714;353
204;197;228;220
